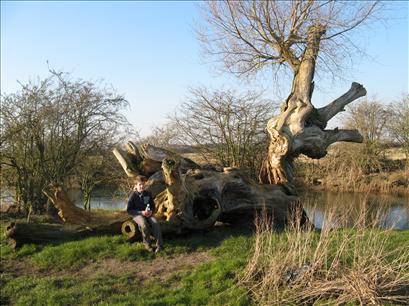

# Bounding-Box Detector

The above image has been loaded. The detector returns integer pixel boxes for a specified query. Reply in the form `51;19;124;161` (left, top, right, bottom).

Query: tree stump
121;220;141;242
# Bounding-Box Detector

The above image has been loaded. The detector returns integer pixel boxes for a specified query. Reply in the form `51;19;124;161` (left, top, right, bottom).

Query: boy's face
134;182;145;193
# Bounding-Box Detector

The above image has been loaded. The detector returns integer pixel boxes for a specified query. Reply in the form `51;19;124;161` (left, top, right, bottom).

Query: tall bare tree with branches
171;87;275;178
199;0;380;192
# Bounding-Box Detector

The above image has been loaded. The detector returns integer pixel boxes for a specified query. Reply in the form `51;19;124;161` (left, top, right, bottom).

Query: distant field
385;147;407;160
182;152;219;165
180;143;408;165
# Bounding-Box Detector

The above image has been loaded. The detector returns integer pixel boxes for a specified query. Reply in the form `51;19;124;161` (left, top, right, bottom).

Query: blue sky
1;1;408;136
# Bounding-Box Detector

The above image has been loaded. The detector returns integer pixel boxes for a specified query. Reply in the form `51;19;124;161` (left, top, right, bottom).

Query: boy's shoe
143;243;154;252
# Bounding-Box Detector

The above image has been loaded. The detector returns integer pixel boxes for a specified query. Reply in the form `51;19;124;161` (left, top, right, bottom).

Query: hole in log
165;159;175;167
193;173;204;180
124;225;132;233
121;220;140;242
193;196;219;221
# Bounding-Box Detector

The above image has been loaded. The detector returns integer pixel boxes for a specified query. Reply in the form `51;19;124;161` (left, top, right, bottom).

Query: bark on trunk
113;144;305;231
4;222;110;249
259;25;366;190
42;185;131;227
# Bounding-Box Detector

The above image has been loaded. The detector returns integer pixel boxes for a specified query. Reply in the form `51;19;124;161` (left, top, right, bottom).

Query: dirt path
76;251;213;281
0;251;214;282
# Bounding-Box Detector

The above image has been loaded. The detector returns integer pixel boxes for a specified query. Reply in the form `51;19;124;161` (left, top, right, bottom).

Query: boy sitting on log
127;175;163;253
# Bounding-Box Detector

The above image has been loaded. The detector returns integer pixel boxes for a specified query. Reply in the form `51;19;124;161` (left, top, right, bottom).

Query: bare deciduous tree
140;123;180;150
387;94;409;159
198;1;379;80
341;98;390;172
170;87;276;178
199;1;379;190
344;98;388;143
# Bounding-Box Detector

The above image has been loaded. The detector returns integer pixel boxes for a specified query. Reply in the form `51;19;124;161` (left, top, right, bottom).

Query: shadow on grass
1;217;257;272
160;222;255;254
2;214;255;250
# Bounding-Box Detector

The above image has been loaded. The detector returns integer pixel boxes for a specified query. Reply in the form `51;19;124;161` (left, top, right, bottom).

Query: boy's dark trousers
133;215;163;248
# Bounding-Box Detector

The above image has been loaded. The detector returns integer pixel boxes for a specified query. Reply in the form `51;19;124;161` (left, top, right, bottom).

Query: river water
66;189;409;230
66;189;127;211
301;191;408;230
2;188;407;230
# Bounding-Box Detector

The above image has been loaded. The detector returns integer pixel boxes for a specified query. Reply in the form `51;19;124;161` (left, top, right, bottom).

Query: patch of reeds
241;204;409;305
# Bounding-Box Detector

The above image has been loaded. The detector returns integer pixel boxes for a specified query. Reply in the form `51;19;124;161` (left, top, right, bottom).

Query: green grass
1;218;408;306
2;268;250;306
1;221;253;305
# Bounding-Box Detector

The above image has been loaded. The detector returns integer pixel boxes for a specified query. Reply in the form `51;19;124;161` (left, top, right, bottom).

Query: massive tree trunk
113;143;301;231
259;25;366;191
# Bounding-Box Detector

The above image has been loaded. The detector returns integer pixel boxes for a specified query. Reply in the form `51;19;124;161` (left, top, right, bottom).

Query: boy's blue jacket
127;190;155;216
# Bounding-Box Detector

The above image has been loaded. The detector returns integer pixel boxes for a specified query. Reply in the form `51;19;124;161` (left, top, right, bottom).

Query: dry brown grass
295;143;409;196
241;206;409;305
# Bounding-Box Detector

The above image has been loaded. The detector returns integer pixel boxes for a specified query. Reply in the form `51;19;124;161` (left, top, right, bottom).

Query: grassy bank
295;143;408;196
0;221;252;306
1;215;408;305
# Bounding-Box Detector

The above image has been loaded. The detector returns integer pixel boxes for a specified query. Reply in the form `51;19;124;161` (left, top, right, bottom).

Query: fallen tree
113;143;303;230
5;222;115;249
5;143;304;247
5;115;364;247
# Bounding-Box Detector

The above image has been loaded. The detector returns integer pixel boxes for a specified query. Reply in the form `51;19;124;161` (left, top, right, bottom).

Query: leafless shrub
139;122;181;151
294;141;409;195
344;97;389;144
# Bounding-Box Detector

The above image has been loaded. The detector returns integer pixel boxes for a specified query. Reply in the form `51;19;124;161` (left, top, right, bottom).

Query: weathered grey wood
114;142;200;179
112;144;304;231
317;82;367;124
5;222;105;249
259;25;365;188
112;148;139;177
